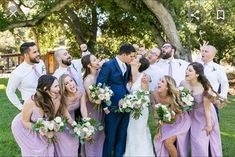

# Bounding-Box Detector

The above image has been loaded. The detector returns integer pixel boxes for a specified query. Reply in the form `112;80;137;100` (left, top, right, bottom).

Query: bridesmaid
54;74;88;157
11;75;73;156
151;76;191;157
181;62;222;156
81;54;105;157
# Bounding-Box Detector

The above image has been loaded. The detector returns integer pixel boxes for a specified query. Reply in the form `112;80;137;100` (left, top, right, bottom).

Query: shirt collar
116;56;126;66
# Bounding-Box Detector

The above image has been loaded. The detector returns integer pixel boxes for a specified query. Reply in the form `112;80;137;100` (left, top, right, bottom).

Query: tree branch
2;0;74;31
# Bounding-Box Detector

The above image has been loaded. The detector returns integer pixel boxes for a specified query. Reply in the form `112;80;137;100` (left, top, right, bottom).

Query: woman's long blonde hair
164;76;181;113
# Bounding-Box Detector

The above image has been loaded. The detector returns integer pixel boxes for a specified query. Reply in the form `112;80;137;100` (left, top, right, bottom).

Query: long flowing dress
190;94;222;156
54;97;80;157
84;100;105;157
124;73;155;157
154;111;191;157
11;107;54;156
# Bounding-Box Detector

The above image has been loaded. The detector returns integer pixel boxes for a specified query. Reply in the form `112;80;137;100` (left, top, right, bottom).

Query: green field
0;78;235;156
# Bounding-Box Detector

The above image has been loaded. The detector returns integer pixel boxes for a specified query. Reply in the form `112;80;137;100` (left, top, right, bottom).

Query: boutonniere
42;66;45;74
72;63;78;72
212;67;217;72
179;62;182;67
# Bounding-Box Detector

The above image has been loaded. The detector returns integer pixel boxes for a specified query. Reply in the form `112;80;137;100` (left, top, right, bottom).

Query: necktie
168;61;173;77
122;63;126;75
67;67;75;79
32;65;41;78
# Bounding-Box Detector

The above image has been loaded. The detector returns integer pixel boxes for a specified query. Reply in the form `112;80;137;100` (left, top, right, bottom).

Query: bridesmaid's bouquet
178;87;194;111
89;83;114;110
155;103;176;124
118;90;150;119
32;116;68;143
72;117;103;144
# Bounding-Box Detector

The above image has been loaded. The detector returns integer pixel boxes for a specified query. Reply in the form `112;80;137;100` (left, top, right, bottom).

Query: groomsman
199;45;229;116
6;42;46;110
53;48;83;92
156;43;189;86
145;47;164;91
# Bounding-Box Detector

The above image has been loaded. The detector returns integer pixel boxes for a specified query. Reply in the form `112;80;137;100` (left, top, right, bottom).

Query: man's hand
103;107;110;115
200;41;209;52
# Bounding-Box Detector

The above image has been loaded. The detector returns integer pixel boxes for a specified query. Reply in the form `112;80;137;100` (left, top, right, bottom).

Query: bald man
199;45;229;119
53;48;84;92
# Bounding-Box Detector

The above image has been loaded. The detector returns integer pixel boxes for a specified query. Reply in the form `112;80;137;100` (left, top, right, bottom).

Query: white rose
72;121;77;126
59;122;64;127
99;88;105;94
54;116;62;123
99;94;105;100
48;121;55;131
82;127;89;132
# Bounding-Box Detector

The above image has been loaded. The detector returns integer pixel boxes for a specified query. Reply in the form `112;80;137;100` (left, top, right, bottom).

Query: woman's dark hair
119;43;136;55
189;62;212;93
138;56;150;72
33;75;66;120
81;54;91;79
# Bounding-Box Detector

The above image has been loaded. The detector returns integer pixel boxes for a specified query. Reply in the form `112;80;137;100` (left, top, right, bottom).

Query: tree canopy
0;0;234;64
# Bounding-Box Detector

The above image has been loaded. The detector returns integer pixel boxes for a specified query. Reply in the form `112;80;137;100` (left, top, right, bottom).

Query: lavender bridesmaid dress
54;98;80;157
154;112;191;157
84;100;105;157
190;94;222;156
11;107;54;156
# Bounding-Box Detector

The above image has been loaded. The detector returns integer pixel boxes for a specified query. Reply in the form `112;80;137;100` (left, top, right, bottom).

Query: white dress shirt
156;58;189;87
144;63;164;91
116;56;127;75
53;59;84;92
199;61;229;99
6;60;46;110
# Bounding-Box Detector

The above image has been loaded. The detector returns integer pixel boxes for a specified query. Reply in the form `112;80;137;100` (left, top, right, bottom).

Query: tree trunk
87;1;98;54
142;0;191;61
63;7;86;45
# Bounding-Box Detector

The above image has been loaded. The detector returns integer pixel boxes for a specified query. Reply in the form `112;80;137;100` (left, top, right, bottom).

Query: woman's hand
45;131;54;139
202;125;212;136
155;131;161;140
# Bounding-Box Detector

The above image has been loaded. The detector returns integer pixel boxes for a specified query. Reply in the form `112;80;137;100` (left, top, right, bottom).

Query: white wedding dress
124;73;155;157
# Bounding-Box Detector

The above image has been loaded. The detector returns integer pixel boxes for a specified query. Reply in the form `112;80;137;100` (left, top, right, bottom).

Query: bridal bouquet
155;103;176;124
72;117;103;144
89;83;113;109
32;116;68;143
118;90;150;119
178;87;194;111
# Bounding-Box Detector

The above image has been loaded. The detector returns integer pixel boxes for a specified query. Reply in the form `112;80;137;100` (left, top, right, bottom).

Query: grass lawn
0;77;235;156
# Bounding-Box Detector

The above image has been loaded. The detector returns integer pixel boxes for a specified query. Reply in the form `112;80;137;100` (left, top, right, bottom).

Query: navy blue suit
96;57;130;157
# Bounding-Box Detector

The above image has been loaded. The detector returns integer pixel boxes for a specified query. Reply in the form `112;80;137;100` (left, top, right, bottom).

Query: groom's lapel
113;57;123;77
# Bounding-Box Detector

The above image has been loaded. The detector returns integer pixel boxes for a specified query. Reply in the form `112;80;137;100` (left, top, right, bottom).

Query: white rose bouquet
72;117;103;144
118;90;150;120
89;83;113;110
155;103;176;124
32;116;68;143
178;87;194;111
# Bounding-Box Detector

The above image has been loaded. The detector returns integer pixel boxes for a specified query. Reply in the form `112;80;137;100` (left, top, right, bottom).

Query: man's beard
29;56;40;64
62;59;72;66
161;51;172;59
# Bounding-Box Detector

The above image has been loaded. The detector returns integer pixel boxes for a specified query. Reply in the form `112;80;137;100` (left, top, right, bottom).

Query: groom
97;43;136;157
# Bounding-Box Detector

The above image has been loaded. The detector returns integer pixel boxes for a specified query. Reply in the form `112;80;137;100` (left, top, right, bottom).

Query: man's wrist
103;107;109;111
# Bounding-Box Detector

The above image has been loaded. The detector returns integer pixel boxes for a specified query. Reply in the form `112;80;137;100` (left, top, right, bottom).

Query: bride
124;55;155;156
